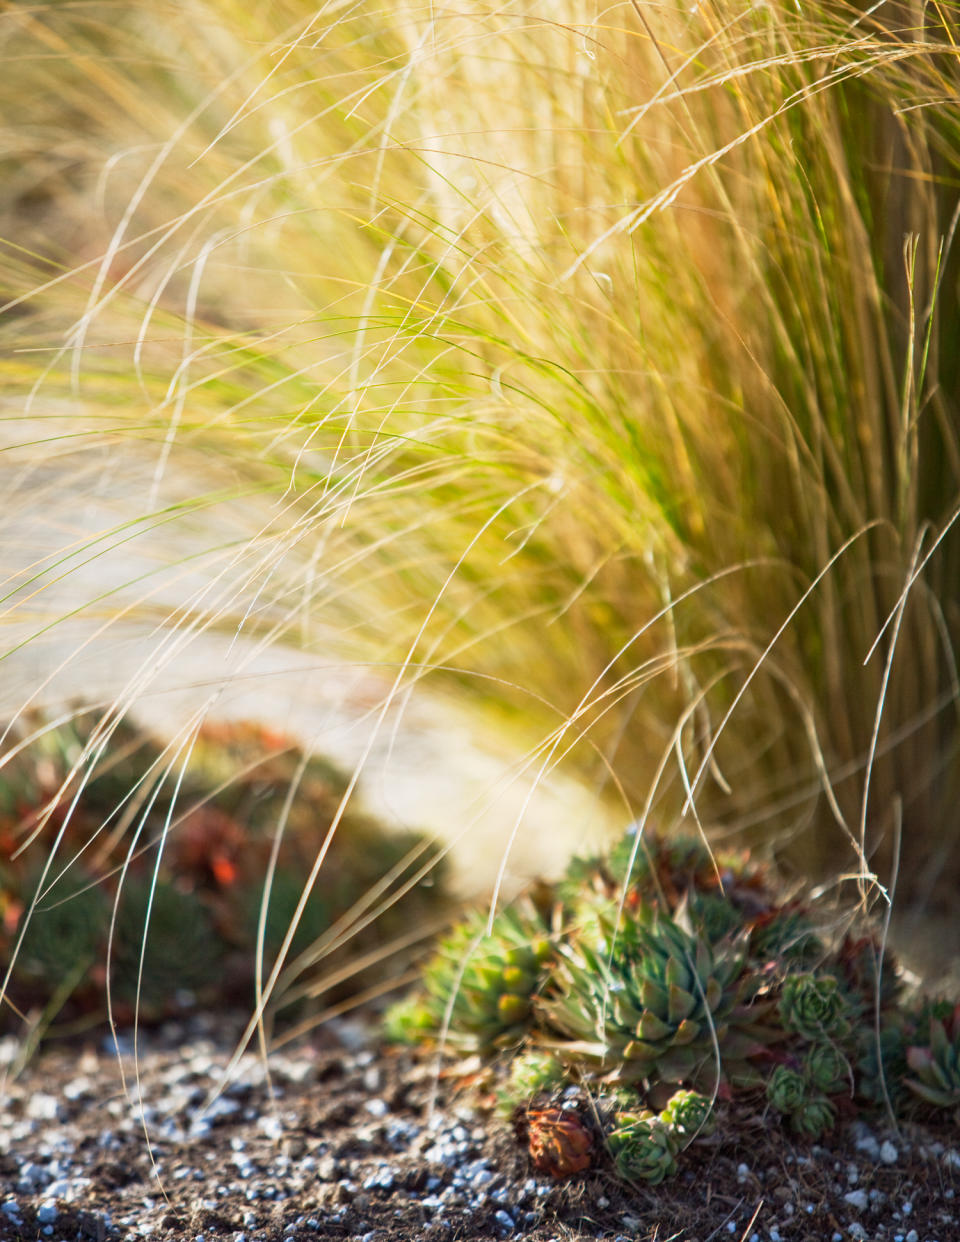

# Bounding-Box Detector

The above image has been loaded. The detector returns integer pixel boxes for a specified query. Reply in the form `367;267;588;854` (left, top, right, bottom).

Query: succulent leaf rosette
805;1041;849;1094
606;1109;679;1184
779;972;850;1043
766;1064;836;1138
499;1051;565;1109
418;906;552;1054
792;1093;837;1138
905;1001;960;1110
540;906;771;1091
766;1064;807;1114
659;1088;716;1139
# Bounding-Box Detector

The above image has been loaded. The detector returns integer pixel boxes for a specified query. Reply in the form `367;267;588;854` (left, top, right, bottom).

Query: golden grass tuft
2;0;960;1032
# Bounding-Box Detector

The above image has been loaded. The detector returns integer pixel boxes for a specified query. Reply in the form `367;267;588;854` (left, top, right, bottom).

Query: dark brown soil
0;1015;957;1242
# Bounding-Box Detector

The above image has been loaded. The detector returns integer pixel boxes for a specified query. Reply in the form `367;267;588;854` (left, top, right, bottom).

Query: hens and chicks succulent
388;830;960;1185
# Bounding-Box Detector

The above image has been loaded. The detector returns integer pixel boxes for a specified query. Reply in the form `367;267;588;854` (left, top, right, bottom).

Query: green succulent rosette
499;1050;565;1109
606;1110;679;1184
415;905;552;1054
779;972;850;1043
766;1063;837;1137
766;1064;807;1114
804;1041;849;1094
541;905;773;1091
749;907;823;966
659;1088;716;1139
791;1092;837;1138
905;1001;960;1110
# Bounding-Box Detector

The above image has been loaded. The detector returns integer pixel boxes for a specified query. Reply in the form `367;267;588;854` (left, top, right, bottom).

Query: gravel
0;1016;958;1241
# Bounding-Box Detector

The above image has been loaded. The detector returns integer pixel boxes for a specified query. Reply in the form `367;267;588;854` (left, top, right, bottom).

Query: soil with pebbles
1;1014;958;1242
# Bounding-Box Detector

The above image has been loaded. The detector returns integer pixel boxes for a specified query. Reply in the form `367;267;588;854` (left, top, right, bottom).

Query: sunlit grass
1;0;960;1042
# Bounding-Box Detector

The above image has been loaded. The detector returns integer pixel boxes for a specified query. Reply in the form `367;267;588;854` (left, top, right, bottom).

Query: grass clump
2;0;960;1059
387;829;960;1184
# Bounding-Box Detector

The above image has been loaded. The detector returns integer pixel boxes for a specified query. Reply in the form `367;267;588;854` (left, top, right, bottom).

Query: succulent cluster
905;1001;960;1111
1;712;449;1036
388;828;960;1187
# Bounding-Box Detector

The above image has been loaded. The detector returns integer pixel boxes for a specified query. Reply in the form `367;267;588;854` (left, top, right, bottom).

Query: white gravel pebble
880;1139;899;1164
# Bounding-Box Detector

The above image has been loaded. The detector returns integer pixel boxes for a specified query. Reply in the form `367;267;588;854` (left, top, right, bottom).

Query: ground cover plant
1;0;960;1139
0;712;448;1051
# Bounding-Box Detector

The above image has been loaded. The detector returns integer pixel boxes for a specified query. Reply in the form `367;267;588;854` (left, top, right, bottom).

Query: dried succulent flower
527;1107;593;1178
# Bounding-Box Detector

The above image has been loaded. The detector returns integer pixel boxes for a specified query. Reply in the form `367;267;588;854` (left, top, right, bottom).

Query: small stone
26;1094;61;1121
848;1225;868;1240
880;1140;898;1164
494;1209;515;1234
905;1231;918;1242
844;1190;869;1213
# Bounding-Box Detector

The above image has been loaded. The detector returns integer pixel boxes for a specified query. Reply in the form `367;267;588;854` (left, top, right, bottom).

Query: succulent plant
526;1107;593;1178
804;1041;849;1094
791;1092;837;1138
854;1020;909;1110
905;1001;960;1110
606;1109;679;1184
779;973;850;1043
501;1050;565;1106
659;1088;716;1139
556;830;771;925
380;996;435;1046
766;1062;838;1138
766;1064;808;1114
749;906;823;966
417;906;552;1054
542;905;771;1091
